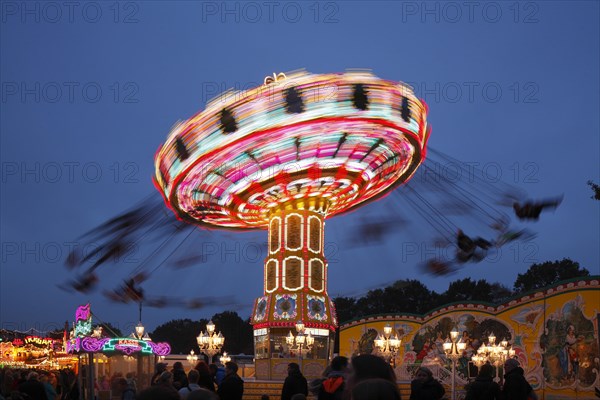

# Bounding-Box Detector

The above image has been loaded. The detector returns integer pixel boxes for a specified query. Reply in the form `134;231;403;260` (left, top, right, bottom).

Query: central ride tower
154;70;430;379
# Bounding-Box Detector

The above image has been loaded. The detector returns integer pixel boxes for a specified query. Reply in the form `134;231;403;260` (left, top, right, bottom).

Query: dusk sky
1;1;599;338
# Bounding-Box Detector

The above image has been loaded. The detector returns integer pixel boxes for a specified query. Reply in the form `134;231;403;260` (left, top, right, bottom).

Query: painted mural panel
540;295;599;388
343;321;417;359
404;314;512;380
339;278;600;399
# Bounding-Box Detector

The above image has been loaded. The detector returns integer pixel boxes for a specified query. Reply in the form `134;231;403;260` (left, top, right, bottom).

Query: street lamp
135;322;145;339
131;302;150;340
196;320;225;363
373;324;401;368
130;302;151;387
187;350;198;366
220;352;231;365
443;329;466;400
472;333;515;381
286;321;315;368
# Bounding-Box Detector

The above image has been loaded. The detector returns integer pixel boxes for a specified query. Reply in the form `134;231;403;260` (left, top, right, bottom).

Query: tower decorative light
443;328;467;400
196;320;224;363
155;70;430;378
286;321;315;365
187;350;198;366
374;324;401;367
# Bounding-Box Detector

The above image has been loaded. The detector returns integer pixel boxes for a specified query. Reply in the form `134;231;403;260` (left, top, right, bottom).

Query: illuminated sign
75;304;91;322
66;338;80;353
254;328;267;336
74;337;170;356
104;338;150;355
25;336;56;347
74;304;92;337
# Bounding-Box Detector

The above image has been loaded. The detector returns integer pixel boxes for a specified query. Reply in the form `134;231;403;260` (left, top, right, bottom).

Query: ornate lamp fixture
196;320;225;363
373;324;401;367
443;328;467;400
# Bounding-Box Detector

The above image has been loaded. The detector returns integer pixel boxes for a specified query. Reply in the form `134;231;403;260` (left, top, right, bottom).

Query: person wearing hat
501;358;536;400
281;363;308;400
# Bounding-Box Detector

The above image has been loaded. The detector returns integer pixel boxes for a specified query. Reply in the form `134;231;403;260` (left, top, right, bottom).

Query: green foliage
513;258;590;293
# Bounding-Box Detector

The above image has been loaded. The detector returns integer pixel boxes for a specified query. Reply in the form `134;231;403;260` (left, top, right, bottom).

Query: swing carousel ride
63;70;561;377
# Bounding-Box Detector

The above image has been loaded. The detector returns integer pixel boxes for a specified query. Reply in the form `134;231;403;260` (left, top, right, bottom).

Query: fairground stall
66;304;171;399
0;329;77;370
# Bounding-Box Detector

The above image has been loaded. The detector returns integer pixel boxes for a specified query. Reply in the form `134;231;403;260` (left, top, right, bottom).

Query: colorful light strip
155;71;429;229
70;337;171;356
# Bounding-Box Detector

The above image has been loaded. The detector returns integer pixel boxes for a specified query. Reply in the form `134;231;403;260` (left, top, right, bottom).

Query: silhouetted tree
513;258;590;293
489;282;514;304
99;322;123;337
150;318;206;354
355;280;439;315
441;278;495;304
587;180;600;200
210;311;253;355
333;297;358;324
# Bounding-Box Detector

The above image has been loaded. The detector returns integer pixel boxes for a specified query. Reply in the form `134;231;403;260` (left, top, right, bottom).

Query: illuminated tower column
251;199;337;380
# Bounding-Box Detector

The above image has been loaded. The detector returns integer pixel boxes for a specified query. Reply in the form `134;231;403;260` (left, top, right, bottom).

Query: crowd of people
0;355;537;400
280;354;535;400
135;360;243;400
0;368;79;400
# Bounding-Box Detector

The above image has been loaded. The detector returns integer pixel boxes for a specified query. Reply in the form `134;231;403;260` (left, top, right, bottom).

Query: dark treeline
143;258;589;355
334;258;590;324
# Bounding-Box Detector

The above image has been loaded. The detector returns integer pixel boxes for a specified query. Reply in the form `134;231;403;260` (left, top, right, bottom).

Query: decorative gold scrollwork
263;72;287;85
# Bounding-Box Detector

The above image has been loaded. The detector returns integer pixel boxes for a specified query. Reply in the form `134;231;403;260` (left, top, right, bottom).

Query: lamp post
443;329;466;400
187;350;198;366
373;324;401;368
472;333;515;381
220;352;231;365
196;320;225;364
286;321;315;371
132;302;151;340
131;302;152;388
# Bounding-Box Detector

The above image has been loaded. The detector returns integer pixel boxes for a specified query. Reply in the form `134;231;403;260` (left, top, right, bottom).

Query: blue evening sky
1;1;599;336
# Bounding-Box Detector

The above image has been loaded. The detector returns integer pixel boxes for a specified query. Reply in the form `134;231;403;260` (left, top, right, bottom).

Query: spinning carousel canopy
155;71;430;229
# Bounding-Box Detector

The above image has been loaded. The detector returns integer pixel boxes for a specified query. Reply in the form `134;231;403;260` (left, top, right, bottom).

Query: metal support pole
137;354;144;389
77;354;83;400
452;359;456;400
87;353;95;400
299;343;303;373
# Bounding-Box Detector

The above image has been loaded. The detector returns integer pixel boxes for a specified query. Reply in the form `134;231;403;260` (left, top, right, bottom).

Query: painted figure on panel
540;300;599;387
407;315;512;380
